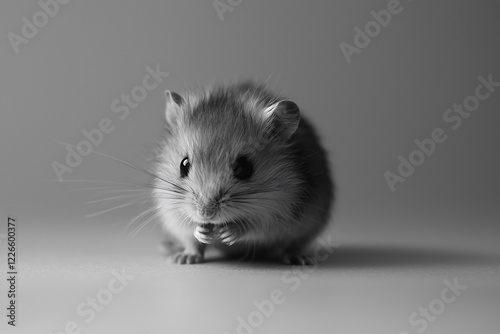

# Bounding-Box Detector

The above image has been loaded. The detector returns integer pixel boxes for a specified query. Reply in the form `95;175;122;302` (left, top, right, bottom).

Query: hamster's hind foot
282;254;317;266
168;252;204;264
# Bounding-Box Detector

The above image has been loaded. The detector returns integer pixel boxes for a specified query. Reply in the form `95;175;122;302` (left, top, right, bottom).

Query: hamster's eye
180;157;190;178
233;156;253;181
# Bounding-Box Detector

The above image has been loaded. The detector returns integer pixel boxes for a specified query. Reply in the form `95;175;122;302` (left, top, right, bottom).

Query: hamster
152;81;334;265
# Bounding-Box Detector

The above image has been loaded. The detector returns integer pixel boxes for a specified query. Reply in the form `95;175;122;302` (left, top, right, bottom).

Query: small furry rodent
153;81;334;265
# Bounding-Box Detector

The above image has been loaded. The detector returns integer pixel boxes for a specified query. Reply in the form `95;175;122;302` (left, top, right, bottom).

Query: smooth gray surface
1;0;499;333
1;233;500;334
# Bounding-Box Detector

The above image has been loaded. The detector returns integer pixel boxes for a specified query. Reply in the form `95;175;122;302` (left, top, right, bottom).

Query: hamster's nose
198;204;218;220
196;190;223;220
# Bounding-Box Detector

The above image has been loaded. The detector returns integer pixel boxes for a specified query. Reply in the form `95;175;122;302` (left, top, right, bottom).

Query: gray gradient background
0;0;499;333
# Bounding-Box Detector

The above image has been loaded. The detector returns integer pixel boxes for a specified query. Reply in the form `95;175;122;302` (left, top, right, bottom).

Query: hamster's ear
164;90;184;126
264;100;300;139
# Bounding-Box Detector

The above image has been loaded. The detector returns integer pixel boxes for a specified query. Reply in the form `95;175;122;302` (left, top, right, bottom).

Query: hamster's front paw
169;252;204;264
194;224;215;244
218;224;241;246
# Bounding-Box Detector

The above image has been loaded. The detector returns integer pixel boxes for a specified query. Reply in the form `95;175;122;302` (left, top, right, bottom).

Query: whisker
126;206;157;232
87;193;147;204
52;179;144;185
73;186;152;192
131;212;161;237
64;181;174;194
85;201;147;218
54;141;186;193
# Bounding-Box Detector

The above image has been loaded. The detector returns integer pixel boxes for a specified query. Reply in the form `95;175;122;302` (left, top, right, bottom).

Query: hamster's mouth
196;220;228;226
191;209;243;226
192;211;236;226
196;218;245;228
195;218;239;227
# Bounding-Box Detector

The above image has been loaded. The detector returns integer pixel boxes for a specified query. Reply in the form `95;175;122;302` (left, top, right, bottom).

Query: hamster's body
153;82;334;264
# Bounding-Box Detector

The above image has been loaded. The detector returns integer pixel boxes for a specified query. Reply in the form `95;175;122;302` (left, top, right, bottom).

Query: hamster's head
153;86;304;229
